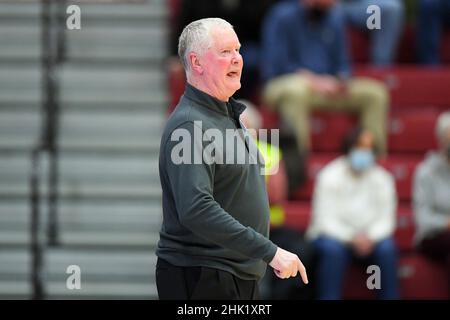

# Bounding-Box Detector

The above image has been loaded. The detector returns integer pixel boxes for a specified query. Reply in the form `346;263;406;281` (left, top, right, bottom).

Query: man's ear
188;52;203;75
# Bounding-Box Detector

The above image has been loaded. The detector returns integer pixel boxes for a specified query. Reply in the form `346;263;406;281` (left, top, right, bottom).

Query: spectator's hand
308;74;346;97
269;247;309;284
351;233;374;257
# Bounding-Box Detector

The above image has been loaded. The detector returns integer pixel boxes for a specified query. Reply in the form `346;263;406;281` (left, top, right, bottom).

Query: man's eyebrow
219;44;241;50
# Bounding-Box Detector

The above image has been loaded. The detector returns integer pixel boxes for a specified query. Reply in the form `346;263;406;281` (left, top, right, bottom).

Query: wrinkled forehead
209;26;240;48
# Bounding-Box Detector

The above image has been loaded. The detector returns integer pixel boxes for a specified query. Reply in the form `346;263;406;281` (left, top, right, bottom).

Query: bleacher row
349;26;450;65
269;66;450;300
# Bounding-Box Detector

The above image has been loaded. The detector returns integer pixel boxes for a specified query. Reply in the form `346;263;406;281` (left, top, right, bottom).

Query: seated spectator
240;101;315;300
306;127;399;300
261;0;389;155
341;0;404;66
413;111;450;291
417;0;450;65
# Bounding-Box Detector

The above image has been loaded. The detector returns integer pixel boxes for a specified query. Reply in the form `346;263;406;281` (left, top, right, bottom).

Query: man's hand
307;74;346;97
351;233;374;257
269;247;308;284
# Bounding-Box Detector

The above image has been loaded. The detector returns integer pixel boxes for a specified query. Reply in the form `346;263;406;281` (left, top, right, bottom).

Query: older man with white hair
156;18;308;300
413;111;450;290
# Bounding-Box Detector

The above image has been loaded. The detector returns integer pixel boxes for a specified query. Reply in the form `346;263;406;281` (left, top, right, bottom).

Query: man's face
348;130;376;173
200;27;243;101
357;130;375;151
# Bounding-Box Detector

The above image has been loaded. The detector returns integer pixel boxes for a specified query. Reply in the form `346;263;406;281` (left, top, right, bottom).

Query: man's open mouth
227;71;239;77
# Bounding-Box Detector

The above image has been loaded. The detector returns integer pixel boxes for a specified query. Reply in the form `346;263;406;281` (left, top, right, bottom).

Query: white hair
178;18;234;72
436;111;450;142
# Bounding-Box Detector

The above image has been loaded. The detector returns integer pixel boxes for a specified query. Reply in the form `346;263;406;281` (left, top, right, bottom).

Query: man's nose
232;51;243;65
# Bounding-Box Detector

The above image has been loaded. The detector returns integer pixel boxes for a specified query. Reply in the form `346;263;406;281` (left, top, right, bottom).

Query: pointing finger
297;259;308;284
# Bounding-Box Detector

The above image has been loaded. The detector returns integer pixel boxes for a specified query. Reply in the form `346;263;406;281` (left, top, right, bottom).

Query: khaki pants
263;74;388;154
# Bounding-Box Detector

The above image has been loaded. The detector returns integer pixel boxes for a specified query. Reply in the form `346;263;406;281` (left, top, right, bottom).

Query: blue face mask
349;149;375;172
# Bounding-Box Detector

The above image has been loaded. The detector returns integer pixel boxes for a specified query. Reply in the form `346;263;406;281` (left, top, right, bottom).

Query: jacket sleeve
164;121;278;263
413;164;449;236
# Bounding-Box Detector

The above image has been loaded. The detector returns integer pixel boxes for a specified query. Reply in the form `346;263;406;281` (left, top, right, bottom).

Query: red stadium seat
310;108;440;154
379;155;422;201
348;28;369;64
343;264;377;300
394;205;416;252
349;25;450;64
260;105;280;130
388;109;440;153
399;254;449;300
396;26;416;64
168;59;186;114
443;32;450;64
168;0;181;27
347;26;417;64
355;66;450;109
292;153;337;200
283;201;311;231
311;112;358;152
343;254;449;300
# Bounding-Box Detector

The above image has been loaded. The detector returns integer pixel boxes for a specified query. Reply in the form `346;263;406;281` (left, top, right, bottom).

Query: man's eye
222;50;231;54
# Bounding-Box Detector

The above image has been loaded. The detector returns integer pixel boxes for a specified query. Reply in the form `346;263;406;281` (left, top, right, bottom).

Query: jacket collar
184;83;246;122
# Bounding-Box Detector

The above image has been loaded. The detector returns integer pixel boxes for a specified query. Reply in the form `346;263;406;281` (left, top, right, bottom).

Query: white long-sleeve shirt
306;156;397;243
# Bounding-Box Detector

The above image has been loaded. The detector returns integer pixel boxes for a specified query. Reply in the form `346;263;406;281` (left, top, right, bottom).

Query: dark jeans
419;231;450;295
417;0;450;64
420;230;450;270
156;258;259;300
313;235;399;300
420;230;450;260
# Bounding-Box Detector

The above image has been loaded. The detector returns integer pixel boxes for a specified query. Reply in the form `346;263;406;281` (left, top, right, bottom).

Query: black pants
420;230;450;263
156;258;259;300
419;231;450;295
